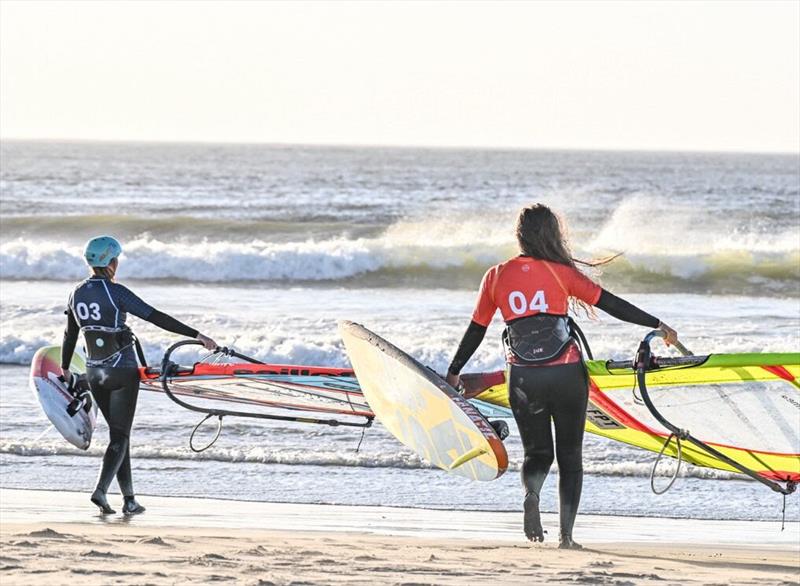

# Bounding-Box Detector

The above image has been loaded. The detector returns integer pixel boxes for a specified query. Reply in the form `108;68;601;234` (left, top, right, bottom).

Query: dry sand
1;489;798;585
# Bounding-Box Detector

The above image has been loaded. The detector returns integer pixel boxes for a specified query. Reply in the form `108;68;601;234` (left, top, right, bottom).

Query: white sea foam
0;324;507;370
589;194;799;262
2;285;798;365
0;440;431;469
0;229;512;282
0;440;740;481
2;208;796;293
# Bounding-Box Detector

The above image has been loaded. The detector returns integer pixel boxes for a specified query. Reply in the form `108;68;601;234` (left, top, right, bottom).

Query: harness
503;313;593;365
81;325;135;367
71;278;148;368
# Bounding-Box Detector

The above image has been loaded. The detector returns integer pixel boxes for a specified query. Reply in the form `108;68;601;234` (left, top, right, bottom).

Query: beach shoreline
1;489;798;585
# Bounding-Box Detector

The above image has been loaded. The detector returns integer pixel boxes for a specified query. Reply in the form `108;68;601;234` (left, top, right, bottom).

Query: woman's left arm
446;267;497;387
446;320;488;387
60;308;79;378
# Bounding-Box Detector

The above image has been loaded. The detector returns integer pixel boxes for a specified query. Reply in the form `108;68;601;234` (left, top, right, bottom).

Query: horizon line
1;136;798;157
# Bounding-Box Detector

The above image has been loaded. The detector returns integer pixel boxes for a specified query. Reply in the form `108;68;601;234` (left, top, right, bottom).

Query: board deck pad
339;321;508;481
29;345;96;450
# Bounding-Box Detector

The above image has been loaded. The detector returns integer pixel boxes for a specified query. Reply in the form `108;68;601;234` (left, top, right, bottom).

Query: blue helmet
84;236;122;268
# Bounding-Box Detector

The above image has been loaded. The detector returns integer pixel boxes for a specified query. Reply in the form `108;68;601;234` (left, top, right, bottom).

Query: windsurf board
29;345;97;450
339;321;508;481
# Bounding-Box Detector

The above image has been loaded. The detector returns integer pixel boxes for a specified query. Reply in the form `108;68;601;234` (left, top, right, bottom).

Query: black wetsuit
450;289;660;544
61;276;198;505
508;357;589;541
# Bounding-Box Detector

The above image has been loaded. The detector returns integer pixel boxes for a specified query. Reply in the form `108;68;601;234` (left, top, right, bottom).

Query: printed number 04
508;290;549;315
76;302;101;321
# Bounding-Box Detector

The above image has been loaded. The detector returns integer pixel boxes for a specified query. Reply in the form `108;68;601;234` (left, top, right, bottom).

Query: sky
1;1;798;152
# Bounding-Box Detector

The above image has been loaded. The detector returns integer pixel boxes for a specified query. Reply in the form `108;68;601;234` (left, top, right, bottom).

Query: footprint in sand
135;536;171;547
26;528;69;539
206;574;236;582
80;550;124;558
236;545;269;556
190;553;237;567
9;540;39;548
0;564;22;571
71;568;144;577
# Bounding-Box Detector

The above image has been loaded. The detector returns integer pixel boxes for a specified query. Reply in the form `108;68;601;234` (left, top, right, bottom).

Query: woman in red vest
446;204;679;549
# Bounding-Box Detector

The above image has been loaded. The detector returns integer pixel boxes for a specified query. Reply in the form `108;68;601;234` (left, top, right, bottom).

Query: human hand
658;322;679;347
446;372;462;392
196;333;218;351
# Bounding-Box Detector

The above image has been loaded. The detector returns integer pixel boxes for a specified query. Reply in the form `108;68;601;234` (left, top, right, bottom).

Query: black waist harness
503;314;593;365
82;326;138;367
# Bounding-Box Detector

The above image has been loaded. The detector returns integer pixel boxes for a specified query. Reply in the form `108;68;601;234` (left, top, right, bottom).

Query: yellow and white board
29;345;97;450
339;321;508;481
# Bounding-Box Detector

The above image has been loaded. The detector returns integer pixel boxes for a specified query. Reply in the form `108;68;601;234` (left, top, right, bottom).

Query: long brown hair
516;204;618;315
91;258;117;281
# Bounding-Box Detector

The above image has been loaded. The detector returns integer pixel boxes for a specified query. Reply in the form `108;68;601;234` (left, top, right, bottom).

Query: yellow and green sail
468;353;800;485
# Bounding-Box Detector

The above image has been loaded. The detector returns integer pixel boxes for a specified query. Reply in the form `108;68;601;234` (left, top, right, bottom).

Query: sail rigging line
781;492;788;531
355;424;368;453
190;413;224;453
631;377;644;405
650;432;685;495
159;339;374;429
634;330;796;496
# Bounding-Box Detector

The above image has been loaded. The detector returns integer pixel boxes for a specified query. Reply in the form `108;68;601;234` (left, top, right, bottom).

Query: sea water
1;141;798;523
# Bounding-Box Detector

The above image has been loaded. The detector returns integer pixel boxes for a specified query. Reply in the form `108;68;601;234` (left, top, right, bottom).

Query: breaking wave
1;214;798;295
0;440;740;480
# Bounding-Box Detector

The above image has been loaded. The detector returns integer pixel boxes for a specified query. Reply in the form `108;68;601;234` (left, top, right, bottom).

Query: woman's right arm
145;310;218;350
564;265;679;346
116;284;218;350
595;289;679;345
594;290;659;328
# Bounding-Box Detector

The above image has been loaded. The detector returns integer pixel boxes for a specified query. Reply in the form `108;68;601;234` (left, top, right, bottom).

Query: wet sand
1;489;798;585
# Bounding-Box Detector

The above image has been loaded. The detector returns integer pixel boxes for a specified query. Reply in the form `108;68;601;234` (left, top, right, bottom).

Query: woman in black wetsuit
61;236;217;515
446;205;679;548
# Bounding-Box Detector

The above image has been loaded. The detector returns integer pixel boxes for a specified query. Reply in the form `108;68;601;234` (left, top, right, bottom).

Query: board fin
448;446;488;470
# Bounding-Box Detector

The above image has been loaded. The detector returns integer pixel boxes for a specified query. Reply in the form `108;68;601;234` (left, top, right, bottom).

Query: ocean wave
1;219;798;296
0;440;431;470
0;330;357;368
588;195;800;257
0;236;384;282
2;291;798;367
0;218;512;282
0;327;505;374
0;440;740;480
0;214;375;241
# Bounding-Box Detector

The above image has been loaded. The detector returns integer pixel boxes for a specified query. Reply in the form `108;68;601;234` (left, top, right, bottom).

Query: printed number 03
508;290;549;315
76;302;101;321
